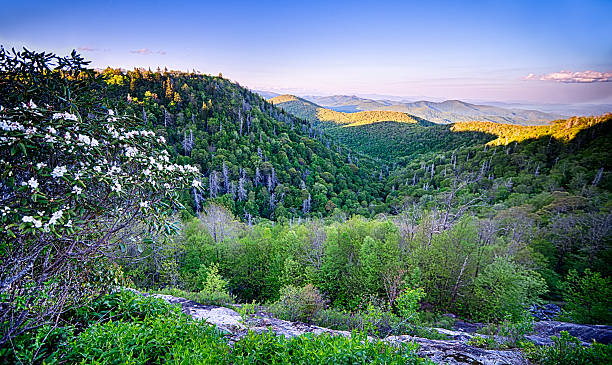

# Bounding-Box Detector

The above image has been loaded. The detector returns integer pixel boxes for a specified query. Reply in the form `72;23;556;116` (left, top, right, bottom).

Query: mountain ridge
277;94;566;125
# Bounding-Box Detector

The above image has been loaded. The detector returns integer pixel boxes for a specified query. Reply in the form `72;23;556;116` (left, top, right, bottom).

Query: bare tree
199;204;243;260
209;171;220;198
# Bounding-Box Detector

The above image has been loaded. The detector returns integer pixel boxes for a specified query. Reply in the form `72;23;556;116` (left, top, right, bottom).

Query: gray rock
149;294;245;333
385;335;528;365
529;304;561;321
531;320;612;345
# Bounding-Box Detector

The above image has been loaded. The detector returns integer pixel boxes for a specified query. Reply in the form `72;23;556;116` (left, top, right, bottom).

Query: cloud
524;70;612;83
130;48;167;56
130;48;152;55
77;46;98;52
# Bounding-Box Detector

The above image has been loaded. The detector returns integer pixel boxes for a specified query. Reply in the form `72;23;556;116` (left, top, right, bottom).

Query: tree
0;48;200;346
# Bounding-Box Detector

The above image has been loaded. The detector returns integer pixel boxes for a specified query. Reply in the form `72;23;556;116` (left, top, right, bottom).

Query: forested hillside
2;49;611;365
101;70;389;220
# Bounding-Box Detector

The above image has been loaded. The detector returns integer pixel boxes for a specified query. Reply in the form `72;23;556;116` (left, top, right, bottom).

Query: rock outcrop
527;321;612;346
150;293;530;365
148;293;612;364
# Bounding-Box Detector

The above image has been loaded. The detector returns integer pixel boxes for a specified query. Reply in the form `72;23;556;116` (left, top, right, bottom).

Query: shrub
527;331;612;365
395;287;426;322
74;290;181;326
0;324;73;364
561;269;612;325
232;330;431;365
468;335;498;349
271;284;327;322
65;314;230;364
471;257;547;322
197;263;234;305
497;311;534;347
0;48;200;347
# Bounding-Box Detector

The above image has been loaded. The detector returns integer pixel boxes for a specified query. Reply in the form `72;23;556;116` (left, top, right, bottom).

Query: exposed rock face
148;292;612;364
150;293;529;365
528;321;612;346
528;304;561;321
386;336;527;365
149;294;245;333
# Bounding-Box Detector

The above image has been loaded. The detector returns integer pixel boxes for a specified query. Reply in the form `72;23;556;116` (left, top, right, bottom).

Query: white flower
1;206;10;217
192;179;202;188
108;109;115;116
93;166;102;173
164;183;171;189
139;201;149;208
111;181;122;192
125;146;138;157
48;209;63;226
22;215;43;228
47;127;57;134
78;134;91;145
52;112;78;121
65;219;72;228
27;177;39;189
143;168;151;176
36;162;47;169
51;166;67;179
72;186;83;195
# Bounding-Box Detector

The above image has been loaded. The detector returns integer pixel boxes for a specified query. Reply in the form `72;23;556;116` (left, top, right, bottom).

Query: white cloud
78;46;98;52
524;70;612;83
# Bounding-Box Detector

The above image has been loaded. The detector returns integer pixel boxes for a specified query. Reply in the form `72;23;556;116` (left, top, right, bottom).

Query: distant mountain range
269;94;430;127
301;95;565;125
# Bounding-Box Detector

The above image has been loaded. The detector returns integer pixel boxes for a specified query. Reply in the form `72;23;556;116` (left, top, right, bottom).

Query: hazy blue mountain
302;95;565;125
253;89;281;99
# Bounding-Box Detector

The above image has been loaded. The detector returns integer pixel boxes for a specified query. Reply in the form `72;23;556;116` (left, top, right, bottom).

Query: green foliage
3;290;431;364
271;284;327;323
526;331;612;365
104;69;388;220
395;288;426;322
497;311;534;347
0;325;73;364
198;263;233;305
467;335;498;349
561;269;612;325
231;330;431;365
65;314;229;365
0;48;199;348
471;257;547;322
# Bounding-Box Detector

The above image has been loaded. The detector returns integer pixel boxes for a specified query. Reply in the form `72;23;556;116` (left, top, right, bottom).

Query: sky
1;0;611;104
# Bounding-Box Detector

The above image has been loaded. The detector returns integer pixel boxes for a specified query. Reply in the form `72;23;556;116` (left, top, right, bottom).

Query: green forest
1;49;611;364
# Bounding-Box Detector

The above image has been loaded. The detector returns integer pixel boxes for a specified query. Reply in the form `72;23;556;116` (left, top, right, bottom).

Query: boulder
528;303;561;321
529;321;612;345
385;335;527;365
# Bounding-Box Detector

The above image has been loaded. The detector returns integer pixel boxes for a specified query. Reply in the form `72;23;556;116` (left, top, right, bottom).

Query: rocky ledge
149;293;611;365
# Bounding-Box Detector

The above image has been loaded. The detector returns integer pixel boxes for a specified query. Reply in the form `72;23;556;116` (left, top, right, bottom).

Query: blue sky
1;0;611;103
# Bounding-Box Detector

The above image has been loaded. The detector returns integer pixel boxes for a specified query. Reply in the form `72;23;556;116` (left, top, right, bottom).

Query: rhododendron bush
0;48;201;345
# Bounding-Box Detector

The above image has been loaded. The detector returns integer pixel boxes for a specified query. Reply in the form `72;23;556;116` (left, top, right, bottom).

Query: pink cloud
524;70;612;83
130;48;167;56
130;48;152;55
